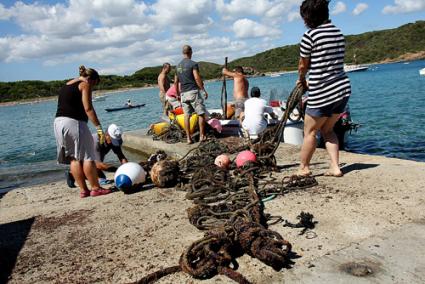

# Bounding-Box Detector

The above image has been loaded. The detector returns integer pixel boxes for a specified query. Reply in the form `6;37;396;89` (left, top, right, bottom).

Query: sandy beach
1;142;424;283
0;86;157;107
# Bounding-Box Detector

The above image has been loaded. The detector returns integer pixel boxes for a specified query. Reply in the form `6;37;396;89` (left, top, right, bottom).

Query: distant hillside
229;20;425;73
1;21;424;103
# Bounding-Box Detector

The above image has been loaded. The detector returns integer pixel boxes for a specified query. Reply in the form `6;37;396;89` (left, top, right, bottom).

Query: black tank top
55;82;88;122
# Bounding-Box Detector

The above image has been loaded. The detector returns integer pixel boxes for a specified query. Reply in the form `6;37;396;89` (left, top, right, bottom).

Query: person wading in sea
175;45;209;144
157;63;171;115
296;0;352;177
222;66;249;121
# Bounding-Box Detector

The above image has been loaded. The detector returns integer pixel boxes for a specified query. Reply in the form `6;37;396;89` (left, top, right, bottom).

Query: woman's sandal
90;188;112;197
80;189;90;198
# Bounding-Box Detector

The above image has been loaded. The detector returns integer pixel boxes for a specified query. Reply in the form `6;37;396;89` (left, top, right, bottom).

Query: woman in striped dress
297;0;351;177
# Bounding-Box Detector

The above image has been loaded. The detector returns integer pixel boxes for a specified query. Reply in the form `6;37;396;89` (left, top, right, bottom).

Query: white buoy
114;162;146;189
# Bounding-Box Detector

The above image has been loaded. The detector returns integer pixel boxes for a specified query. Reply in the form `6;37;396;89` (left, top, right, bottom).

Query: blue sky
0;0;424;82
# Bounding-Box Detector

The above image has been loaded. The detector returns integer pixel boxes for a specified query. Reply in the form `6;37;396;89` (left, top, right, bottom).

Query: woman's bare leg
299;114;327;176
70;160;89;193
320;114;343;176
83;160;101;189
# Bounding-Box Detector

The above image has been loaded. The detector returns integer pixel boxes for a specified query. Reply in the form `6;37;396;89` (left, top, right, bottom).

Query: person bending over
93;124;128;184
54;65;111;198
66;124;128;187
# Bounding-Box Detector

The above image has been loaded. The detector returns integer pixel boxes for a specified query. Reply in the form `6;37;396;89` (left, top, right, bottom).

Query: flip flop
323;172;344;177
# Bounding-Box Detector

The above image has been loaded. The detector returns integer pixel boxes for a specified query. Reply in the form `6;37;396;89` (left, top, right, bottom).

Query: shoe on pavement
90;188;112;197
65;170;76;188
80;189;90;198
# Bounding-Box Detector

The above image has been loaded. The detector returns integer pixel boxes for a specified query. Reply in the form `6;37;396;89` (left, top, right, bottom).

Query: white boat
208;107;304;146
420;68;425;76
344;64;369;73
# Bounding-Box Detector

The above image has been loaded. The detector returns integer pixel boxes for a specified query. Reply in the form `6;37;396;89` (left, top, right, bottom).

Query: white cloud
383;0;425;14
216;0;301;21
232;18;280;39
150;0;214;33
353;3;368;16
287;11;301;22
331;1;347;15
0;4;12;20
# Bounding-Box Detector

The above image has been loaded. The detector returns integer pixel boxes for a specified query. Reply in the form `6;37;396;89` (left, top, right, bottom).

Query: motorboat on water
344;64;369;73
420;68;425;76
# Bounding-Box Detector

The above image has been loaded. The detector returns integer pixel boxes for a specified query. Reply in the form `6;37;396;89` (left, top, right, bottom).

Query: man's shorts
159;91;166;109
306;96;349;118
181;90;206;115
234;98;246;118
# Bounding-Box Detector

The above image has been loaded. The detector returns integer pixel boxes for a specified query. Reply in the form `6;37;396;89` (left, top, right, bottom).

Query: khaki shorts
159;91;166;109
234;98;246;118
181;90;206;115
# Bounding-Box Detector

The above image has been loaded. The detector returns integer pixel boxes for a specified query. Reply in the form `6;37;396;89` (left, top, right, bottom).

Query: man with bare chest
158;63;171;114
222;66;249;120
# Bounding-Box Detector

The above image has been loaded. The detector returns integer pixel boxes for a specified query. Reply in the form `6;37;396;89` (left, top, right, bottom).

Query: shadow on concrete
0;217;35;283
342;163;379;174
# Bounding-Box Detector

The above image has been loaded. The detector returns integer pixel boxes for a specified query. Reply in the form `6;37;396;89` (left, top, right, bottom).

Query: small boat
420;68;425;76
105;104;145;112
93;95;106;102
344;64;369;73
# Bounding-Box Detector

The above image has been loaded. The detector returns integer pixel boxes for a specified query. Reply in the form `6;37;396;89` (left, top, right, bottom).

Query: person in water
222;66;249;121
296;0;351;177
54;65;111;198
175;45;209;144
126;99;132;107
158;63;171;114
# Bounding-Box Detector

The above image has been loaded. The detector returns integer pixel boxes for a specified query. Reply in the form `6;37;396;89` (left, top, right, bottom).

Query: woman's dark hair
79;65;100;82
300;0;330;29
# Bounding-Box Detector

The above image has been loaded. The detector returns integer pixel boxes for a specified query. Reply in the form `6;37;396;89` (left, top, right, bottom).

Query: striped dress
300;21;351;108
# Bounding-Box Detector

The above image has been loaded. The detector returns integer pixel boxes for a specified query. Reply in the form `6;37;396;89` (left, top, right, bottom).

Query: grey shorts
234;98;246;118
54;117;97;164
181;90;206;115
306;96;349;118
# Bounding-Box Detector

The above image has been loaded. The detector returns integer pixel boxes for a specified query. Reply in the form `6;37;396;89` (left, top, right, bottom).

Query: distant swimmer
222;66;249;120
126;99;132;107
158;63;171;114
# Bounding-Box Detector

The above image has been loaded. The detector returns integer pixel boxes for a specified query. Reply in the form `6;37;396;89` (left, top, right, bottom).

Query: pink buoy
214;154;231;169
208;118;222;133
235;150;257;168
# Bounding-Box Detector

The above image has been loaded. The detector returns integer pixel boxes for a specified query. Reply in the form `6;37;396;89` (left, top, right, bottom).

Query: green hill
229;20;425;72
1;21;424;103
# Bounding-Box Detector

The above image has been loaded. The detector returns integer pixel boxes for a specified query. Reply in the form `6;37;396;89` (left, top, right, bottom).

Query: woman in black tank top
53;66;111;198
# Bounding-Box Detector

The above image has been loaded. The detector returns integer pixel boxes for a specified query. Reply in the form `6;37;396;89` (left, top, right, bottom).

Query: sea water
1;60;424;190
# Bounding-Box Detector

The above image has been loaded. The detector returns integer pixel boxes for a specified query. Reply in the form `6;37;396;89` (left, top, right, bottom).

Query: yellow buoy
169;113;199;134
150;121;170;135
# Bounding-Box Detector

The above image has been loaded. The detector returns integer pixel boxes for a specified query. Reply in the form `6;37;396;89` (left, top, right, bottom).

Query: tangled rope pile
134;86;318;283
